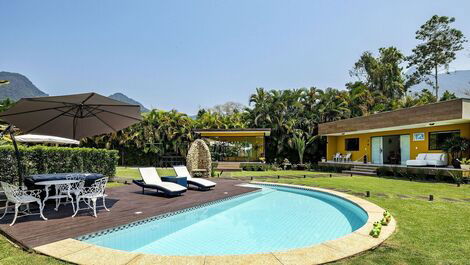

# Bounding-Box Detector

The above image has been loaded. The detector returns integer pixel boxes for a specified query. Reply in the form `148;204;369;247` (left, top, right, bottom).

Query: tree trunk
435;65;439;100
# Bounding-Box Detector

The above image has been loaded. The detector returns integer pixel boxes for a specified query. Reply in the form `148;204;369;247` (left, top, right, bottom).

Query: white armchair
0;182;47;226
72;177;109;218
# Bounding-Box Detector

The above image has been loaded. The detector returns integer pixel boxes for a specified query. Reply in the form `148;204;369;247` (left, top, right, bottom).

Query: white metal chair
342;153;352;162
0;182;47;226
333;153;342;162
57;178;85;212
72;177;109;218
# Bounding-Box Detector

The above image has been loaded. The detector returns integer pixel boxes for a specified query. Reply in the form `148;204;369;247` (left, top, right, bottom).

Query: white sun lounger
173;165;216;190
134;167;187;196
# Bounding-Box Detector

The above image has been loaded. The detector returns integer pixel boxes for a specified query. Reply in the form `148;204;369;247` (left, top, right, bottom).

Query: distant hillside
409;70;470;97
109;93;149;112
0;72;48;100
0;72;149;112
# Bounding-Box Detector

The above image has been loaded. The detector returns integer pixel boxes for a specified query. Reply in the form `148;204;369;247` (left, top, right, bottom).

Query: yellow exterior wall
326;123;470;162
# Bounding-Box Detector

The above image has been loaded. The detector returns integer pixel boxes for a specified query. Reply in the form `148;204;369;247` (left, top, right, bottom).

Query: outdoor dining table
35;179;80;212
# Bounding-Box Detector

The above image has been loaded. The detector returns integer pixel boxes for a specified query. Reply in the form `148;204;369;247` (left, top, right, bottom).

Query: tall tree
407;15;467;99
350;47;406;99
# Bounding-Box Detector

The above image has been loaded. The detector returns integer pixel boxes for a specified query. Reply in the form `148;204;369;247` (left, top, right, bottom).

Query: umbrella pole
9;131;23;186
0;125;23;185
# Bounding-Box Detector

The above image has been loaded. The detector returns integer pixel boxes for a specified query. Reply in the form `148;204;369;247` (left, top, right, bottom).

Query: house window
428;130;460;150
345;138;359;151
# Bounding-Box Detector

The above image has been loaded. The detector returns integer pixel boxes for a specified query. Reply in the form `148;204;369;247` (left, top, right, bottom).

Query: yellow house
318;98;470;165
193;129;271;162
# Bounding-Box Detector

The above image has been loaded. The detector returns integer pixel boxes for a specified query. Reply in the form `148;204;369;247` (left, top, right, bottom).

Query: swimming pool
80;184;368;256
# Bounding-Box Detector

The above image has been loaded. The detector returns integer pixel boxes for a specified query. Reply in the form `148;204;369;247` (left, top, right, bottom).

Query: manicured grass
257;176;470;264
116;167;322;179
259;175;470;200
115;166;176;179
227;170;324;177
0;235;65;265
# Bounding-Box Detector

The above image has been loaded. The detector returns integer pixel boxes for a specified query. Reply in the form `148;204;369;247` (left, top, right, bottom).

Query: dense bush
241;163;268;171
0;145;119;183
309;164;344;173
376;167;460;183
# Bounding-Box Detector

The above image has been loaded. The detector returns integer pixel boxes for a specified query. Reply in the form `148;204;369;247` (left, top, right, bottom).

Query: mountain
0;71;149;112
108;92;149;112
0;72;48;100
408;70;470;98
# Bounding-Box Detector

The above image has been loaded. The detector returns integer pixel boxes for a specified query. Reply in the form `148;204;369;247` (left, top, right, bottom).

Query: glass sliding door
371;137;383;164
400;135;410;165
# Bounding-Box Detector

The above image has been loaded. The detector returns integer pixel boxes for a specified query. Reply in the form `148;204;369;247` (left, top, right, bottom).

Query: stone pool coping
33;182;396;265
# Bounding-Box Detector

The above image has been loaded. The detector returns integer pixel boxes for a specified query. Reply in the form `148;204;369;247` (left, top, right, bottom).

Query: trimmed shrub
241;163;268;171
310;164;343;173
376;166;455;183
0;145;119;183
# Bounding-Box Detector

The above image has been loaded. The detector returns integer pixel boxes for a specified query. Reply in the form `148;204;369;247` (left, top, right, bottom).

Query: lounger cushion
406;160;428;166
133;180;186;195
173;165;192;178
139;167;162;185
426;160;447;166
139;167;187;193
426;153;442;161
188;178;216;188
158;182;187;192
416;154;427;160
173;165;216;189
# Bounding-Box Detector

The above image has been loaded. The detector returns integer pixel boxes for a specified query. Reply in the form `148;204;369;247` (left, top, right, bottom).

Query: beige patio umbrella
15;134;80;145
0;92;142;184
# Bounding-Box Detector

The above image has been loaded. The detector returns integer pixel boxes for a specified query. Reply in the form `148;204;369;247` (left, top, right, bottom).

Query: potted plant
282;158;291;170
441;136;470;168
460;158;470;170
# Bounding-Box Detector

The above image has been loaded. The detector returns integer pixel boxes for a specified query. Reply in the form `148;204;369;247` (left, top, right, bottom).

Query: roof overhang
319;98;470;136
194;128;271;137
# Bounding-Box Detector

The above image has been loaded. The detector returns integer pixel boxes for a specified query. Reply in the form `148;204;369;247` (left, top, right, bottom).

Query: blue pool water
82;185;368;255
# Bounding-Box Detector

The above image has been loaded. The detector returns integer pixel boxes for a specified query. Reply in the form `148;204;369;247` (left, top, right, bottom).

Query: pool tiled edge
33;182;396;265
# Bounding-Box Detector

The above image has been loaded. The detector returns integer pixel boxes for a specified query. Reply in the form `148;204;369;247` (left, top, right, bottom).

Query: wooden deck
0;179;256;249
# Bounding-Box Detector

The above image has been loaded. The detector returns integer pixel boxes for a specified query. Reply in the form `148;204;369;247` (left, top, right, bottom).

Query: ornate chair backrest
0;182;20;203
65;175;86;191
90;177;108;196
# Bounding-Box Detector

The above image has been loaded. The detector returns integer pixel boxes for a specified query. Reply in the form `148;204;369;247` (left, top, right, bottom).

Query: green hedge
241;163;268;171
0;145;119;183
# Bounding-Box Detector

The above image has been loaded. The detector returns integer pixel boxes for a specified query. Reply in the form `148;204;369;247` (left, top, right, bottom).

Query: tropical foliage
407;15;467;98
1;14;467;167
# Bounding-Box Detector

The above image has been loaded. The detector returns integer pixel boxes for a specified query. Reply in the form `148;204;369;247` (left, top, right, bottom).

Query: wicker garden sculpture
186;139;212;177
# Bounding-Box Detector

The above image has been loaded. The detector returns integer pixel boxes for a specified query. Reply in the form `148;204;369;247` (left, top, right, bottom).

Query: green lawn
2;172;469;264
256;176;470;265
259;175;470;200
0;236;65;265
115;167;323;179
115;166;176;179
228;170;325;177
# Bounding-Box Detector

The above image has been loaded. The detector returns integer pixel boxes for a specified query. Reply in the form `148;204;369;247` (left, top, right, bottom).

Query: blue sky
1;0;470;114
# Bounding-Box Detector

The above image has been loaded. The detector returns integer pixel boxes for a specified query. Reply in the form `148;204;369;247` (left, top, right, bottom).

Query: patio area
0;179;256;249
